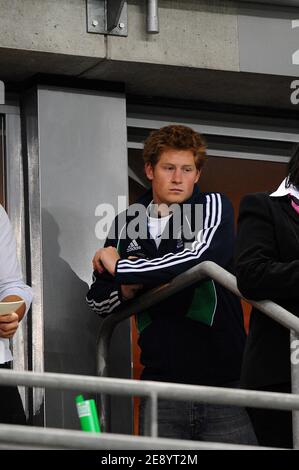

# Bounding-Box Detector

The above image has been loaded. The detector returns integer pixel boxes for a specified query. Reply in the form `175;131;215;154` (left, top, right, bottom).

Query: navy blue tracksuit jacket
87;186;246;386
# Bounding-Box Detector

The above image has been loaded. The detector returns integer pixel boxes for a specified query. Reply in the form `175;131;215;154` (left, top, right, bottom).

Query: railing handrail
96;261;299;372
1;262;293;449
0;368;299;412
0;367;296;449
96;260;299;436
0;423;274;450
97;261;299;370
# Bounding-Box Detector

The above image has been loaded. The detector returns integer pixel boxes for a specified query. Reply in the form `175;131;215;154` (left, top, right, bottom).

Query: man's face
145;148;200;205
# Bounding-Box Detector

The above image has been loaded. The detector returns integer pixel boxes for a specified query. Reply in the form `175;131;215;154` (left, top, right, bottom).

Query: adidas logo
176;239;184;249
127;240;142;253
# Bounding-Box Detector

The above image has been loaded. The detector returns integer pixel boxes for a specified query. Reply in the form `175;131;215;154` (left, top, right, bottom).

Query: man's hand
121;284;143;301
0;312;19;338
92;247;120;275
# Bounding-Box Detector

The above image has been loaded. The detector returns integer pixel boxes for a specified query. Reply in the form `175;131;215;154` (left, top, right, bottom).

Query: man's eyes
163;166;193;171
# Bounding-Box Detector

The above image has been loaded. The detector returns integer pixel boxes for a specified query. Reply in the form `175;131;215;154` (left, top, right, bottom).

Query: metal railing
0;368;298;449
96;261;299;447
0;261;298;449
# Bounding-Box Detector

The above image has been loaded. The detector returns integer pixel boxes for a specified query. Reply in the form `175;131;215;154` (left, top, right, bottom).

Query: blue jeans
139;392;257;445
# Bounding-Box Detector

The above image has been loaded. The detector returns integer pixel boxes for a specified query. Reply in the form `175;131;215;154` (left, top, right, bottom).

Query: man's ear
195;169;201;184
145;162;154;181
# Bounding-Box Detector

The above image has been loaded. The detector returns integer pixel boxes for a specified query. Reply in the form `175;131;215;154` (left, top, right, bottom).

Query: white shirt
148;215;171;248
270;177;299;199
146;201;171;248
0;205;33;363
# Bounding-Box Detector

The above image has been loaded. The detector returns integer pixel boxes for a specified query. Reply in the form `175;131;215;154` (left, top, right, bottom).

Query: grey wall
34;86;131;431
0;0;239;80
1;1;299;110
1;0;299;80
238;3;299;77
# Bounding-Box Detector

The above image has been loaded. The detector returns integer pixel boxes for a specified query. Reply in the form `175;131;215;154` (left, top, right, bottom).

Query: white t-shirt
0;205;33;363
147;202;172;248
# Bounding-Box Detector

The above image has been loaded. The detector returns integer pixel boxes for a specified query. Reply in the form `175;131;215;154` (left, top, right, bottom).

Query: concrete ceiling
1;48;298;114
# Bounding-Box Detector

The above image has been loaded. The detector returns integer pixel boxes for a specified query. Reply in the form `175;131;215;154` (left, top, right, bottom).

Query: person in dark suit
235;148;299;449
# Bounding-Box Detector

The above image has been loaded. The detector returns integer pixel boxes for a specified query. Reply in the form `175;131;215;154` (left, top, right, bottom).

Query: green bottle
76;394;101;433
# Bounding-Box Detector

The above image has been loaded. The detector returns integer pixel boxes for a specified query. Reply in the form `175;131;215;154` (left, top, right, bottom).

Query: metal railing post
150;392;158;438
96;315;118;432
142;392;158;437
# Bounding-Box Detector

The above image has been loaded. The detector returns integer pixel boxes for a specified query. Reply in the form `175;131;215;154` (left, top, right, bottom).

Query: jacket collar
270;177;299;200
132;185;201;254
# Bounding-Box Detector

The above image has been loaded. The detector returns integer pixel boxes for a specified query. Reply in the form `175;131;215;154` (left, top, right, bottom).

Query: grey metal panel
36;86;131;432
238;4;299;76
128;142;291;163
22;89;45;424
127;116;299;142
5;111;28;415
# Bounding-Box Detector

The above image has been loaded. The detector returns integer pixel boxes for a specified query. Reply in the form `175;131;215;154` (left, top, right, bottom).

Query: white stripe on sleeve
117;194;222;273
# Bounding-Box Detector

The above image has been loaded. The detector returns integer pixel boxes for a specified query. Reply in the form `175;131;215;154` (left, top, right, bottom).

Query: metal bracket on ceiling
0;81;4;105
87;0;128;37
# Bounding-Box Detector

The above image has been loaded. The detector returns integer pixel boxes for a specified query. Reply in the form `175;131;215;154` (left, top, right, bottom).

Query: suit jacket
235;192;299;388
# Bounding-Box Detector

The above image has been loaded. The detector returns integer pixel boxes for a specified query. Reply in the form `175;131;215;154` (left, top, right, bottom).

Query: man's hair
287;146;299;188
143;125;207;171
